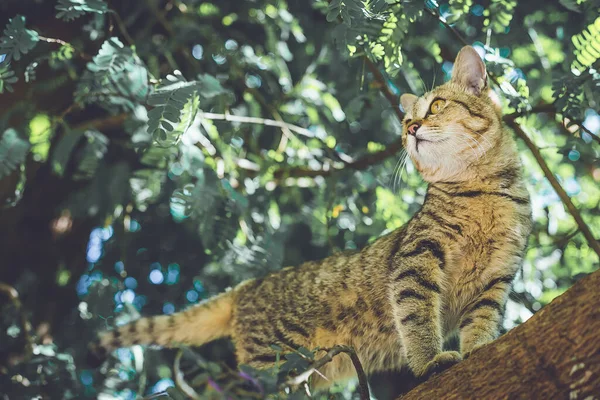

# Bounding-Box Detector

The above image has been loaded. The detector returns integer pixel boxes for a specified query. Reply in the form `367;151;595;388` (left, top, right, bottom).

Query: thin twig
38;36;92;60
365;57;405;121
576;121;600;144
0;282;33;360
505;118;600;260
282;345;370;400
423;7;469;46
272;136;403;180
198;111;314;138
174;349;202;400
506;104;600;145
107;10;135;46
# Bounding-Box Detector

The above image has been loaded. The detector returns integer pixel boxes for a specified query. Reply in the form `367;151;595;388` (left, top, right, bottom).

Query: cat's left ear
451;46;487;96
400;93;418;113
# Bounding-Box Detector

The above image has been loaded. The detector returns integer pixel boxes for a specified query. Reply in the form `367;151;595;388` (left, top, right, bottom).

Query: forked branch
282;345;370;400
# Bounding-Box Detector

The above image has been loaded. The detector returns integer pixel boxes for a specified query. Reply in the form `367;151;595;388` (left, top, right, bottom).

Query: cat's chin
411;157;472;184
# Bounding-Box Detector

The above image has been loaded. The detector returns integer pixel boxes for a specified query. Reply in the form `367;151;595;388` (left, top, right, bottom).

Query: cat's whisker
389;152;404;191
417;74;427;95
453;132;483;160
394;151;410;193
460;132;488;159
474;133;494;152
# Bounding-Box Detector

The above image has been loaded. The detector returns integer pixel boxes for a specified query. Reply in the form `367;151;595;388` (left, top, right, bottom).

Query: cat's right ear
400;93;418;114
451;46;487;95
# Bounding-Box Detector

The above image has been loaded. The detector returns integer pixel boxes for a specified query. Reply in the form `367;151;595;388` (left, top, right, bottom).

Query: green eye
429;99;444;114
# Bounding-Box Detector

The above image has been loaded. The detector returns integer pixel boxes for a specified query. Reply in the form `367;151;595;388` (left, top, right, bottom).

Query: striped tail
87;291;234;366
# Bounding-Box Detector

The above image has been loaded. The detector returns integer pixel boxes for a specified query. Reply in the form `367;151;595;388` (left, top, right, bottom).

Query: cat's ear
451;46;487;95
400;93;418;113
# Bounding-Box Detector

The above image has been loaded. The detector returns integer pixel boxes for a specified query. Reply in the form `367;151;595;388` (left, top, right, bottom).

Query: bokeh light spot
163;303;175;315
149;270;164;284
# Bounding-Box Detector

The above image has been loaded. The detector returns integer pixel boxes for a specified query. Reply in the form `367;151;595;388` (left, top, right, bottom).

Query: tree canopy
0;0;599;399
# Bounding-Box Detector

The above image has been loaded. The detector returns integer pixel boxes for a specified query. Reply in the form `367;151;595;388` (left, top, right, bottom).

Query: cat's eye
429;99;445;114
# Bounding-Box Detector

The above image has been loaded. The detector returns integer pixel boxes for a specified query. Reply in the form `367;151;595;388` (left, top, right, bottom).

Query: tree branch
504;118;600;259
197;112;314;138
506;104;600;145
364;57;405;121
271;56;407;180
398;269;600;399
37;36;92;60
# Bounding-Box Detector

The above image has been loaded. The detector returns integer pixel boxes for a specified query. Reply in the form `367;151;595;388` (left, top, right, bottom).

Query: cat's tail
87;290;234;366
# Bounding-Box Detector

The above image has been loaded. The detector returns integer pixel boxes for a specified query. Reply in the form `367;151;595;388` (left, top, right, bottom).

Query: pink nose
407;123;420;136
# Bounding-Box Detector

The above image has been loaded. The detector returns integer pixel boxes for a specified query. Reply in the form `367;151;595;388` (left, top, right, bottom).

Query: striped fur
89;46;532;387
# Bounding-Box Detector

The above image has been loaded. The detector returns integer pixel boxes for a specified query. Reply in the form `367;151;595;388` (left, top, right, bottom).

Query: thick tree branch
398;269;600;399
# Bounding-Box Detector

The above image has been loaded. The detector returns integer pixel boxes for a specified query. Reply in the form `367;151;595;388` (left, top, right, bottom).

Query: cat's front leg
459;274;514;358
390;243;461;378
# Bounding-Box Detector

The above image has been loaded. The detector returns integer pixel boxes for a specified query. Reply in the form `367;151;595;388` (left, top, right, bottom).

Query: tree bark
398;270;600;400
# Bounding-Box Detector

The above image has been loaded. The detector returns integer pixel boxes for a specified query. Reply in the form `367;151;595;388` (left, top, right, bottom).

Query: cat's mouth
410;135;449;153
411;135;434;152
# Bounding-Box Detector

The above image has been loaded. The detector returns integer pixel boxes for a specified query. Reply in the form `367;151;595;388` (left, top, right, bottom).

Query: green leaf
570;16;600;73
0;15;39;64
147;71;228;144
55;0;108;21
0;128;30;179
75;37;148;111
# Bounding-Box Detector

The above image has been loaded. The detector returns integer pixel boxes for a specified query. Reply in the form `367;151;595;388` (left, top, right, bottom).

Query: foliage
0;128;30;179
570;16;600;73
75;37;149;112
147;71;228;143
0;0;599;399
55;0;108;21
0;15;39;63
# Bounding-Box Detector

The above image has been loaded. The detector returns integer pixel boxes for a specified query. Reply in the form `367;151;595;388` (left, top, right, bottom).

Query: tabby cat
89;46;532;387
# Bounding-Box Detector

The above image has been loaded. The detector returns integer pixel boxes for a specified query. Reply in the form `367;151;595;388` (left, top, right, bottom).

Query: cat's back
231;229;403;341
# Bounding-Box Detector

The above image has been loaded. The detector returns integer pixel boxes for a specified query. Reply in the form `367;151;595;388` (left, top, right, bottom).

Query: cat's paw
462;343;486;360
419;351;462;379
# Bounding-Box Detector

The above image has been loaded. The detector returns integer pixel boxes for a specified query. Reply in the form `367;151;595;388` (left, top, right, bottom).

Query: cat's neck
426;130;523;194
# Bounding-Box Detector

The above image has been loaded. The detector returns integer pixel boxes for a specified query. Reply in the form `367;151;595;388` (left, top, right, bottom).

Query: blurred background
0;0;598;398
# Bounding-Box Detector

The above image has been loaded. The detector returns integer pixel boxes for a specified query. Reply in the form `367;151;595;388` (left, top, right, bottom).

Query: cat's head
400;46;503;183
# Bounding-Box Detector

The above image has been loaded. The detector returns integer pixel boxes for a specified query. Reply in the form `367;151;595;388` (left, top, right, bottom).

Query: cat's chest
439;203;529;326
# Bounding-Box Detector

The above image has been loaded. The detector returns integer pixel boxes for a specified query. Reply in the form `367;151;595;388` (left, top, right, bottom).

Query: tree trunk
398;270;600;399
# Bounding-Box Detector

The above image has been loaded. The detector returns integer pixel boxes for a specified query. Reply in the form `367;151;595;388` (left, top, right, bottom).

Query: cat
88;45;532;388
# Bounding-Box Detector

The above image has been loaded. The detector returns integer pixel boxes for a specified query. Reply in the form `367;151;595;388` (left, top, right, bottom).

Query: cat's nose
407;123;420;136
